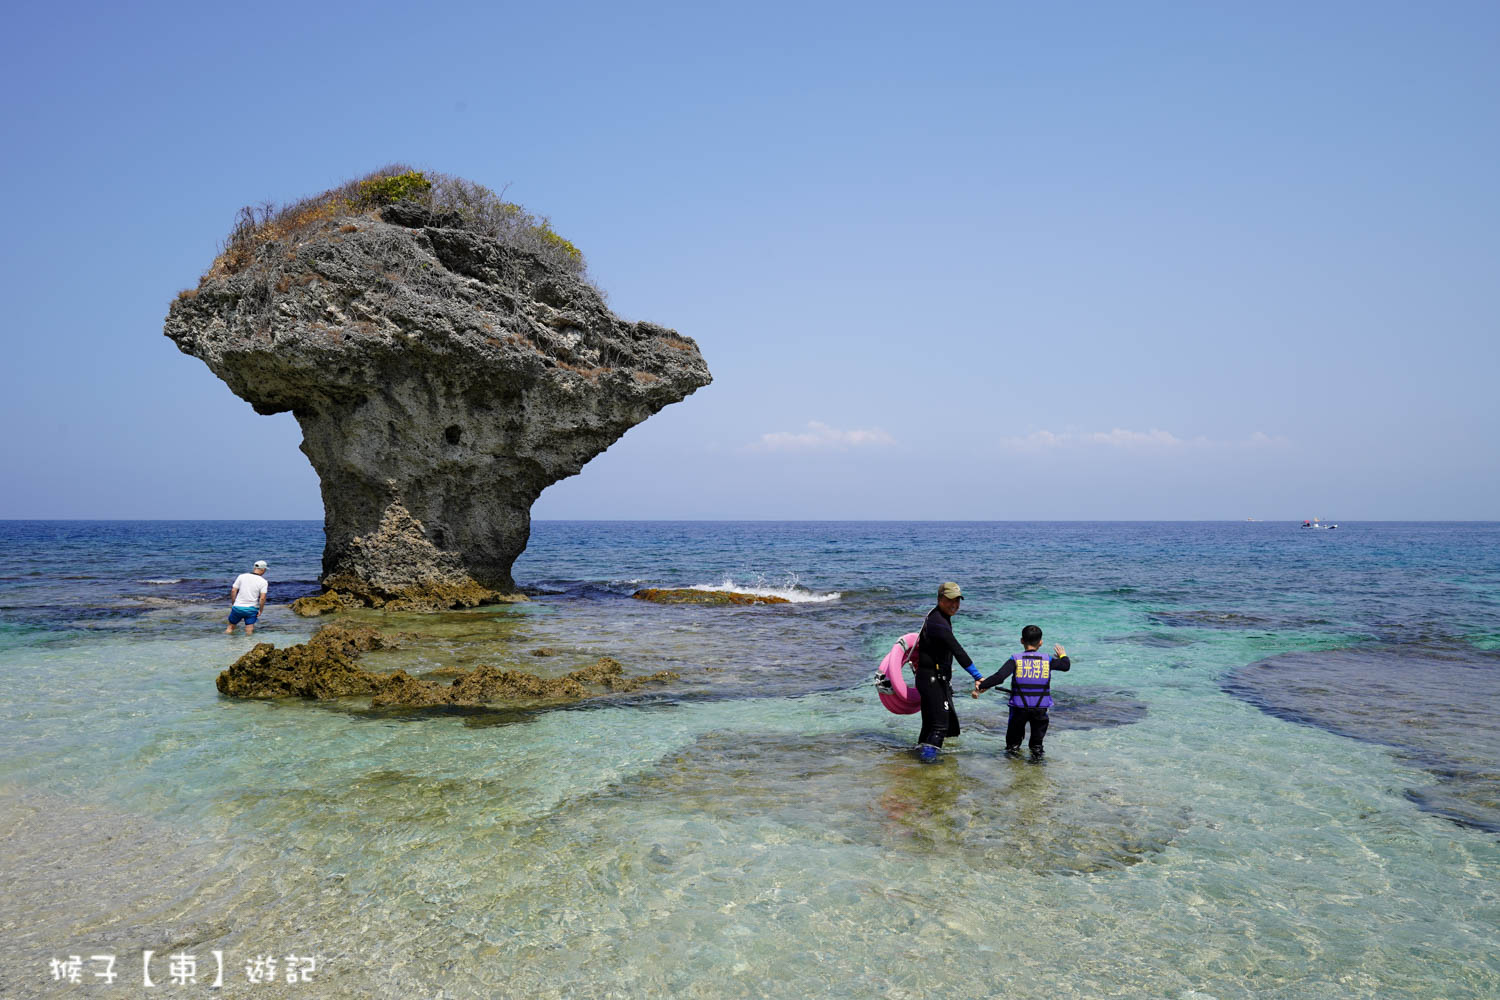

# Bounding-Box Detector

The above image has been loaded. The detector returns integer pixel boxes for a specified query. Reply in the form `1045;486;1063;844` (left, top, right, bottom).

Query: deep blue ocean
2;520;1497;998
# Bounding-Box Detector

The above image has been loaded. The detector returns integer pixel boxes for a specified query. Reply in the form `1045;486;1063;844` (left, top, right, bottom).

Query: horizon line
2;517;1497;524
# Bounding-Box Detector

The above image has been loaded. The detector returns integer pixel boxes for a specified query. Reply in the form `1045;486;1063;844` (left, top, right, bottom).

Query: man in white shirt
226;560;270;635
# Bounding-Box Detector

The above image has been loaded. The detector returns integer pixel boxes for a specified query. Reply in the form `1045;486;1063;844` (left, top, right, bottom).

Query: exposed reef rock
216;624;411;699
632;588;790;606
291;581;519;616
167;182;711;609
217;624;676;707
368;658;679;708
290;590;358;617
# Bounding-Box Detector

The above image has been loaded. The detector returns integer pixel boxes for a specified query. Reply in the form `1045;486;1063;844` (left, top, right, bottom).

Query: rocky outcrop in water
217;624;677;706
216;624;410;699
167;191;711;609
632;588;789;606
368;658;679;708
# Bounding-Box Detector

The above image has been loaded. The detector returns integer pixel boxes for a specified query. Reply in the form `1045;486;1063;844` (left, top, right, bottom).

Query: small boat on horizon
1301;517;1339;529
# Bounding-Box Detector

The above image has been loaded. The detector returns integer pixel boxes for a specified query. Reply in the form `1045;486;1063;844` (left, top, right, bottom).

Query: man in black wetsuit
915;581;984;762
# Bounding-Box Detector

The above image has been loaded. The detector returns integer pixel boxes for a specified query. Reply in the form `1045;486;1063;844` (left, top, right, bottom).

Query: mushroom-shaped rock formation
166;172;711;608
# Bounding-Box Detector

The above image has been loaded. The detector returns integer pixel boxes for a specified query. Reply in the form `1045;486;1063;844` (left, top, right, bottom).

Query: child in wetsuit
973;625;1071;756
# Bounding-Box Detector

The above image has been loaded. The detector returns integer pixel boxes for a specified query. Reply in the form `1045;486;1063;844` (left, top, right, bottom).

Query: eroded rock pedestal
167;201;710;608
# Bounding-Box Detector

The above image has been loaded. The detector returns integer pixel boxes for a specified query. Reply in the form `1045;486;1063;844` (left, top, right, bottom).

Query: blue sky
2;1;1495;519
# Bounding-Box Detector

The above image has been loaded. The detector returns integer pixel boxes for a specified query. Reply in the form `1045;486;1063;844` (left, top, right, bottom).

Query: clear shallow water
1;520;1498;998
1226;646;1500;833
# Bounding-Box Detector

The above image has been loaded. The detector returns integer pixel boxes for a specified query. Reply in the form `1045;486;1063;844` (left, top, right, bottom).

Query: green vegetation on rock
354;170;433;207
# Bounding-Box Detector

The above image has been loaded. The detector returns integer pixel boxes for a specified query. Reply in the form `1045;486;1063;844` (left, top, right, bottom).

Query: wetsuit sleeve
977;659;1017;692
946;632;980;678
960;638;984;683
922;611;975;672
942;629;975;672
1051;656;1071;672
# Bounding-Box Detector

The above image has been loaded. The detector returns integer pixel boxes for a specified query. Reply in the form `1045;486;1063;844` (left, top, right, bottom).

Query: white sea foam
687;576;841;604
141;579;184;585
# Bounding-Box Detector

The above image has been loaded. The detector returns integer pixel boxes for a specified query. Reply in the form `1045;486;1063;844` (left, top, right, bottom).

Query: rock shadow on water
563;731;1188;874
1147;609;1272;629
965;685;1147;734
1224;644;1500;833
1101;631;1197;649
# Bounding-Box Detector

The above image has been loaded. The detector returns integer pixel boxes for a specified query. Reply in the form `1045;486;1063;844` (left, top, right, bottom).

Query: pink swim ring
874;632;922;714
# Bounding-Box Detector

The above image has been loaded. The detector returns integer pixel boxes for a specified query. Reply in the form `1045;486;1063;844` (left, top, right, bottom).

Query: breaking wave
687;575;841;604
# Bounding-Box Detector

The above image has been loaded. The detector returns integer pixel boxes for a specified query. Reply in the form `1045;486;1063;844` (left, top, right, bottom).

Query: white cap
253;560;269;570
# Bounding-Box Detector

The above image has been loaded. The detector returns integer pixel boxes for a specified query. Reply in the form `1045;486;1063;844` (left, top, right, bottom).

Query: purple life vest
1008;650;1053;709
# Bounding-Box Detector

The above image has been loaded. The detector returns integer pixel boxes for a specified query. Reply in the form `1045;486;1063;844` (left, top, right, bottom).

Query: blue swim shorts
228;606;260;625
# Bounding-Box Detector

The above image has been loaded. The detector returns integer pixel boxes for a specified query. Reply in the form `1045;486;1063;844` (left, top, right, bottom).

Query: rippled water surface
2;520;1498;998
1226;645;1500;833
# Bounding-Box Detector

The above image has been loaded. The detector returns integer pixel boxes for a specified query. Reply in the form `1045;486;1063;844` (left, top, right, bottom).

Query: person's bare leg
245;623;255;635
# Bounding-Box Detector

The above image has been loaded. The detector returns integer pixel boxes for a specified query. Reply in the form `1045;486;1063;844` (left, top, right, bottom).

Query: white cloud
1243;431;1289;447
751;421;897;452
997;428;1286;452
997;427;1184;451
1084;428;1186;447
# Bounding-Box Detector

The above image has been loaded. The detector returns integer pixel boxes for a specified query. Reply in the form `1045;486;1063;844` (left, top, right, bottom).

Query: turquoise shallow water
1;521;1498;998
